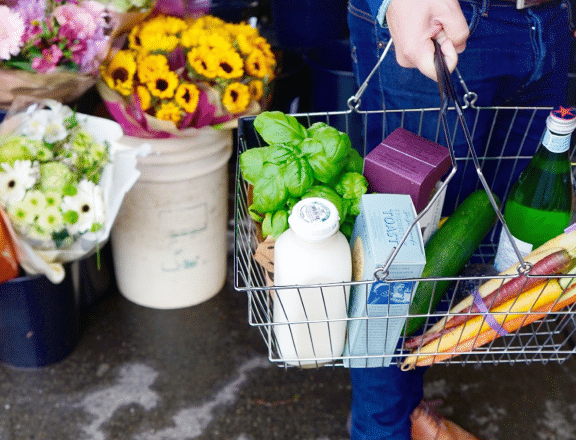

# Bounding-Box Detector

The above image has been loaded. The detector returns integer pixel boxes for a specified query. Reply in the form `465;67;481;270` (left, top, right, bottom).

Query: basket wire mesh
234;43;576;369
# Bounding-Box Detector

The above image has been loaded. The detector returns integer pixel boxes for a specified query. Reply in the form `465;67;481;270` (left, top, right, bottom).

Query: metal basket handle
371;39;530;281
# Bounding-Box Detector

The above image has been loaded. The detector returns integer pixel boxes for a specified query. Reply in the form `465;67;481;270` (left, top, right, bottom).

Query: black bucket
0;270;80;368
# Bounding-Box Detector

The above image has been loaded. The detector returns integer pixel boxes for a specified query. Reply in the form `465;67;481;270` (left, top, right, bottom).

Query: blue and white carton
344;194;426;368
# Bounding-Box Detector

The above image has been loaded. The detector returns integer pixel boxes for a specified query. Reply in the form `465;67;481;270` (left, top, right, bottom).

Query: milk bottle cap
547;107;576;135
288;197;340;241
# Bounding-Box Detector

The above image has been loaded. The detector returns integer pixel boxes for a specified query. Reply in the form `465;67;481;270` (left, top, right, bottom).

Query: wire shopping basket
234;40;576;369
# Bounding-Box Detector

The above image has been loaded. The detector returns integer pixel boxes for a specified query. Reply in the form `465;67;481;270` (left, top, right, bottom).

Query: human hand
385;0;469;81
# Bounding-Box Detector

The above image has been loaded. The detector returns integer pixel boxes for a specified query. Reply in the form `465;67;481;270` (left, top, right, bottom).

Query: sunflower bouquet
0;99;144;283
97;13;276;137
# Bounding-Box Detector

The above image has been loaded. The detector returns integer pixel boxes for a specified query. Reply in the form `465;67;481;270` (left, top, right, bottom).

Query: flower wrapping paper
97;78;260;138
0;69;99;111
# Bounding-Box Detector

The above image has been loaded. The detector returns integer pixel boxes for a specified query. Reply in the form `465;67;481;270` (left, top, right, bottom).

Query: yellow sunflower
137;54;170;83
248;80;264;101
187;46;220;79
245;50;269;79
193;15;226;30
222;82;251;114
128;25;142;51
146;70;180;99
101;50;137;96
155;101;182;125
162;15;187;34
174;83;200;113
139;31;180;53
235;33;253;56
180;26;203;48
216;49;244;79
136;85;152;111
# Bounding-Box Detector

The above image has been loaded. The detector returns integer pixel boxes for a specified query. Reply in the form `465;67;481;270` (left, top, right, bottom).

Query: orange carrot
406;282;576;368
404;248;575;350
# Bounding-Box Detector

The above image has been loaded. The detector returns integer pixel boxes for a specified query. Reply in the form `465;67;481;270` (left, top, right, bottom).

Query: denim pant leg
349;367;425;440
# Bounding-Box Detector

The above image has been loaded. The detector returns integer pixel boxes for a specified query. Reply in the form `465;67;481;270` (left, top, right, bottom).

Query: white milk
273;197;352;367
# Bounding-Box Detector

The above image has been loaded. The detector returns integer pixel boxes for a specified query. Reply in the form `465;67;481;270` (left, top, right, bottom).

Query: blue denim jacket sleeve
365;0;393;26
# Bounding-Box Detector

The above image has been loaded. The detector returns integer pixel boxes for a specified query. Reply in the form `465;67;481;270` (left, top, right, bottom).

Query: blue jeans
347;1;574;439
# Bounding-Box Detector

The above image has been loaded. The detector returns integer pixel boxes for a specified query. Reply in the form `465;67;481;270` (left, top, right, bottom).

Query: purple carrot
404;248;574;350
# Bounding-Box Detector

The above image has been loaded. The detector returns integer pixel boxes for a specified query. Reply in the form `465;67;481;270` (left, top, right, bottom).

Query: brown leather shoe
411;400;482;440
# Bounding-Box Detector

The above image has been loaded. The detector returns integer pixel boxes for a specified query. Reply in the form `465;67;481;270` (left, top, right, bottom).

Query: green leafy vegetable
253;111;307;146
335;172;368;216
249;162;287;213
240;111;368;239
344;148;364;174
262;210;289;239
238;147;266;185
281;156;314;198
300;124;350;183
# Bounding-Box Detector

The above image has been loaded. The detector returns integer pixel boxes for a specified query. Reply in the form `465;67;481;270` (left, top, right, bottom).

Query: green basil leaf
262;210;289;239
254;111;307;146
344;147;364;174
281;156;314;198
306;121;328;137
248;205;265;223
300;125;350;183
335;172;368;216
251;162;287;213
340;216;356;240
335;172;368;200
239;147;267;185
264;144;296;164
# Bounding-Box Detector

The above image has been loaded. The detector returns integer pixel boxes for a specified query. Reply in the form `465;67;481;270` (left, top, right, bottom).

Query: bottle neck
541;127;572;154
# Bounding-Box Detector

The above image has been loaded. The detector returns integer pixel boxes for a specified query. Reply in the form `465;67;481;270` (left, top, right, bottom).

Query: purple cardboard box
363;128;451;212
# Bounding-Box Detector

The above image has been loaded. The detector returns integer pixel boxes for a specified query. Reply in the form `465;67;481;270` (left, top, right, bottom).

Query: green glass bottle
494;107;576;272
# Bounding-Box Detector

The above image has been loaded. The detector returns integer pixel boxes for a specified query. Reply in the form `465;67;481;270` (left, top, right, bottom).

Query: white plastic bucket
119;126;231;156
112;131;233;309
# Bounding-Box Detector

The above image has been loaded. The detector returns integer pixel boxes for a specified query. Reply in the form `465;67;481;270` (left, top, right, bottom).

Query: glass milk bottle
273;197;352;367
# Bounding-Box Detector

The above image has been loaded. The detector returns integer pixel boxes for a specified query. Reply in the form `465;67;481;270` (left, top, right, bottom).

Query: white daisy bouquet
0;99;145;283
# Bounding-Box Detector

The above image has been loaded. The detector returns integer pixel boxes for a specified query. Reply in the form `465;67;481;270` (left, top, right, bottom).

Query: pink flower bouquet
0;0;114;110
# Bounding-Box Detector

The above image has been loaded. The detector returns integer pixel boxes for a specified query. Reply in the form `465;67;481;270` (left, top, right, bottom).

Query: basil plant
240;111;368;239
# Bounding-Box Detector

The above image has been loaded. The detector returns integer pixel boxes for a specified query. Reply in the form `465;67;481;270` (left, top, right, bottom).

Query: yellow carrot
419;227;576;339
410;282;576;367
423;248;564;337
401;279;564;369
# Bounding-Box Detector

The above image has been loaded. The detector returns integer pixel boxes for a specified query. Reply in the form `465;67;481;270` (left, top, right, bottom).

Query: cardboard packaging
363;128;451;243
344;194;426;368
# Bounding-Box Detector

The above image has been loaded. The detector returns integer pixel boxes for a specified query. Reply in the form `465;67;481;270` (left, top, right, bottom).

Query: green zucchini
404;189;500;336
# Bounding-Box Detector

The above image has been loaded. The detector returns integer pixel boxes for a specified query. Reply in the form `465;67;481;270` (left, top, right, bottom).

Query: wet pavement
2;161;576;440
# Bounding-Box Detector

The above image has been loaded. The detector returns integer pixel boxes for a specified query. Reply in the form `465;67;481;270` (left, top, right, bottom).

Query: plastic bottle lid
547;107;576;135
288;197;340;242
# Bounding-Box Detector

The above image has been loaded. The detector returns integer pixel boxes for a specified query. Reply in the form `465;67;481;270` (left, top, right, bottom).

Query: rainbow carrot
405;280;576;368
406;228;576;348
401;278;567;370
404;247;576;350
